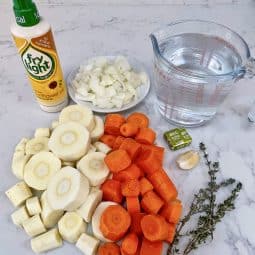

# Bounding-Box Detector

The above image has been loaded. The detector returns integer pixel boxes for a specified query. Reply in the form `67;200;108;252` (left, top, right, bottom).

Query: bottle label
12;29;67;107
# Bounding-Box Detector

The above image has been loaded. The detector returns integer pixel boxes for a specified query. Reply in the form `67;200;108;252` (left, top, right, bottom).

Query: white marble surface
1;1;255;255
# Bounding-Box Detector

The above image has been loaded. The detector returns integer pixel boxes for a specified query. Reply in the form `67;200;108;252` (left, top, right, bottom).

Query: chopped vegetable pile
97;112;182;255
5;105;181;255
72;56;148;108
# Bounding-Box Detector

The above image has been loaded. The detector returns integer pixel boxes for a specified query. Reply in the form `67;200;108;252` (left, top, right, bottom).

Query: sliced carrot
148;169;178;202
121;232;139;255
120;123;139;137
141;214;169;242
165;223;176;243
141;190;164;214
119;138;142;160
100;205;131;241
105;114;126;136
160;199;182;224
121;179;140;197
135;127;156;145
120;248;129;255
98;242;121;255
135;150;161;175
126;197;140;214
113;136;126;150
139;177;153;196
113;164;142;182
130;212;145;236
101;179;123;204
100;134;116;148
104;149;132;173
140;238;163;255
127;112;149;128
141;144;164;162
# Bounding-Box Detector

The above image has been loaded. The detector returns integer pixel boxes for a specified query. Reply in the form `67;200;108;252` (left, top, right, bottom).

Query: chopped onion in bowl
71;56;148;109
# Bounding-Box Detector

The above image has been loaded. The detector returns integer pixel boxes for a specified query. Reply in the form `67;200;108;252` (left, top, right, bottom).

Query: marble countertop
1;1;255;254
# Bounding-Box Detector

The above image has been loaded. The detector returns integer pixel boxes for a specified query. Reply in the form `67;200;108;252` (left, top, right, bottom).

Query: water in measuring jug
155;33;242;126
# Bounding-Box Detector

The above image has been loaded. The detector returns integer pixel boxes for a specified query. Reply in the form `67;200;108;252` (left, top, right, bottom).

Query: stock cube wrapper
164;128;192;150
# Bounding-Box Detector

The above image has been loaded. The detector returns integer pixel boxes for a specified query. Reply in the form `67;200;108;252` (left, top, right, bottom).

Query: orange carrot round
135;150;161;175
160;199;182;224
135;127;156;145
121;179;140;197
139;177;153;196
98;242;121;255
104;149;132;173
126;197;140;214
165;223;176;243
148;169;178;202
113;164;141;182
119;138;142;160
141;190;164;214
130;212;145;236
141;214;169;242
141;144;164;162
100;134;116;148
120;123;139;137
101;179;123;204
113;136;126;150
140;238;163;255
100;205;131;241
127;112;149;128
105;114;126;136
121;232;139;255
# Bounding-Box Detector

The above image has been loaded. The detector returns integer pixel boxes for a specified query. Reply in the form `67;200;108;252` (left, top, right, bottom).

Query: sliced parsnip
5;182;32;207
34;128;50;138
31;228;63;253
58;212;87;243
11;206;30;227
46;166;90;211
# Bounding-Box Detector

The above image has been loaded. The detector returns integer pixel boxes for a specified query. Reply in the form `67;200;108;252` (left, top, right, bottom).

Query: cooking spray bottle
11;0;68;112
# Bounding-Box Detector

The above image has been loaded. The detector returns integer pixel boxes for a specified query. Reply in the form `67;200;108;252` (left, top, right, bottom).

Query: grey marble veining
1;1;255;255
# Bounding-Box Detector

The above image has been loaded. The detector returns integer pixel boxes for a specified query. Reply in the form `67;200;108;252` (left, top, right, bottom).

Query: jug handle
246;57;255;122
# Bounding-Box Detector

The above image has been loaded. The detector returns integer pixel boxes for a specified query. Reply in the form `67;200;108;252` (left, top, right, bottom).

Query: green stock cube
164;128;192;150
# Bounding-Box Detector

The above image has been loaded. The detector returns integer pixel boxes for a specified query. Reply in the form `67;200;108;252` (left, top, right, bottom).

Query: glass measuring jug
150;20;255;127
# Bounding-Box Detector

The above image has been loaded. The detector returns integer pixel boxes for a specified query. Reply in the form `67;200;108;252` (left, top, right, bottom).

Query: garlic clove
176;150;200;170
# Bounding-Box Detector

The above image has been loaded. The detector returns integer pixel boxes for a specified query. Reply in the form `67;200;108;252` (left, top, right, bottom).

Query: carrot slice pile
113;164;141;182
113;136;126;150
136;150;161;175
135;127;156;145
139;177;153;196
105;149;132;173
141;144;164;162
121;179;140;197
99;112;182;255
140;214;169;242
120;123;139;137
141;190;164;214
165;223;176;243
121;232;139;255
98;242;121;255
148;169;178;202
119;138;142;160
140;238;163;255
105;114;126;136
100;134;117;148
126;196;140;214
127;112;149;128
101;179;123;204
160;199;182;224
100;205;131;241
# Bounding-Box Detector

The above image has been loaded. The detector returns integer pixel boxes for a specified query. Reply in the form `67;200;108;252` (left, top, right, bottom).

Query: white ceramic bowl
67;56;150;113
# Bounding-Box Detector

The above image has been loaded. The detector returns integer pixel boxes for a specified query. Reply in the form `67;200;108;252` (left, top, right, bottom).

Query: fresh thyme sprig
168;143;242;255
